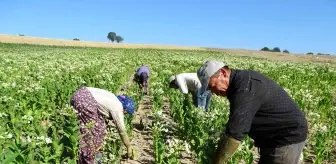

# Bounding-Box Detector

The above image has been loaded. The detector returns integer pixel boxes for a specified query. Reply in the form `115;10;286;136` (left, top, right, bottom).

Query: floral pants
70;87;107;164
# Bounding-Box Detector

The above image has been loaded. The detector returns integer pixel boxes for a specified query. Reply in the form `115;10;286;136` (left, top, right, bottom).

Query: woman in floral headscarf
70;86;136;164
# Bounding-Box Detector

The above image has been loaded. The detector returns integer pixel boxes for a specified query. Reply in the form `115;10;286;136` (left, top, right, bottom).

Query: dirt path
121;94;155;164
117;72;154;164
119;95;195;164
117;73;155;163
111;72;154;164
115;74;194;163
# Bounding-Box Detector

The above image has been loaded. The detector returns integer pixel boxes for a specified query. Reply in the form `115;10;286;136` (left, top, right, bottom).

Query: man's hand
127;146;134;159
213;134;240;164
119;132;134;159
122;146;135;160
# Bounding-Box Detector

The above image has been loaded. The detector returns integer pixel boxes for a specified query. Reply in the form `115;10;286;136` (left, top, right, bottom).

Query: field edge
1;34;335;66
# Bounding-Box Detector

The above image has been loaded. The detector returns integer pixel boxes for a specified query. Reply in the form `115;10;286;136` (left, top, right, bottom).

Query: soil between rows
118;74;195;163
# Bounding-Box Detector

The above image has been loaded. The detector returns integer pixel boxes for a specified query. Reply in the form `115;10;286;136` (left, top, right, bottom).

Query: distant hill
0;34;335;66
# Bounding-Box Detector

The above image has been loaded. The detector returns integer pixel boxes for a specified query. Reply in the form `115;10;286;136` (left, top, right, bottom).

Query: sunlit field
0;43;335;164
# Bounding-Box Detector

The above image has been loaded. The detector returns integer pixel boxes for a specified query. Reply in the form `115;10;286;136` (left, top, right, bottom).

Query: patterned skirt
70;87;107;164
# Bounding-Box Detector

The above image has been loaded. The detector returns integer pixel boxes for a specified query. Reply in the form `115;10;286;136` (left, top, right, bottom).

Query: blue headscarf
117;95;136;115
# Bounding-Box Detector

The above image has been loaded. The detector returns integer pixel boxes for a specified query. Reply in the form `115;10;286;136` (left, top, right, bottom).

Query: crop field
0;43;335;164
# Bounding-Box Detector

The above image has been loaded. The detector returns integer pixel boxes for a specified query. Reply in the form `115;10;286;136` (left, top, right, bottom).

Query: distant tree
260;47;270;51
283;49;290;53
19;34;24;36
116;35;124;43
307;52;314;55
107;32;117;42
73;38;80;41
272;47;281;52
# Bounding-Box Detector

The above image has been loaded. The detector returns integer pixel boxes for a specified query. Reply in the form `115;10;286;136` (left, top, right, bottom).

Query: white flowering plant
0;43;335;163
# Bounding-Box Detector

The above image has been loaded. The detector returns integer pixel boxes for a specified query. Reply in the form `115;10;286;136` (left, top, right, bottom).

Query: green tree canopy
261;47;270;51
116;36;124;43
272;47;281;52
107;32;117;42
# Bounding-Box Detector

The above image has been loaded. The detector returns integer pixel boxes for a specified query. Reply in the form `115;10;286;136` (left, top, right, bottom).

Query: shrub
272;47;281;52
260;47;270;51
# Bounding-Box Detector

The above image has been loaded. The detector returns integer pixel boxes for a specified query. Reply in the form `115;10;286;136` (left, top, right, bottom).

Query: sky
0;0;335;55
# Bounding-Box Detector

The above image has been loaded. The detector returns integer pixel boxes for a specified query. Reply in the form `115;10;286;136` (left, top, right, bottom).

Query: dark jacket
225;69;308;148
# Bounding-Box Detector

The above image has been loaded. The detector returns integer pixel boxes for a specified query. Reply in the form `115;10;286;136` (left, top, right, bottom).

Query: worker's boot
214;135;240;164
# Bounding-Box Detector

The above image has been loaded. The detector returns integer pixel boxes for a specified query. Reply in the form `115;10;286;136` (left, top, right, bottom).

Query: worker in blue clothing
134;65;150;94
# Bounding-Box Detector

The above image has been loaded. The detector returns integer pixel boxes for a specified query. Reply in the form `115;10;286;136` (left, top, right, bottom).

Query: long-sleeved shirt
225;69;308;148
86;87;127;136
175;73;202;94
136;66;150;76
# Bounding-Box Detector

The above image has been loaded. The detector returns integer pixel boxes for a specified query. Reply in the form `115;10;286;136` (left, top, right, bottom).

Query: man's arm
176;75;188;94
109;106;135;159
109;108;131;149
214;92;261;164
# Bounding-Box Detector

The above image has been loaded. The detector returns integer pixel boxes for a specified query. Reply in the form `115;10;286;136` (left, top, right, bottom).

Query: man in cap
134;65;150;94
197;60;308;164
168;73;212;112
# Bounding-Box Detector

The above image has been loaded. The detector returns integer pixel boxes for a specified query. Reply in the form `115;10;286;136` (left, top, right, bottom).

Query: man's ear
219;67;229;78
218;68;226;77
